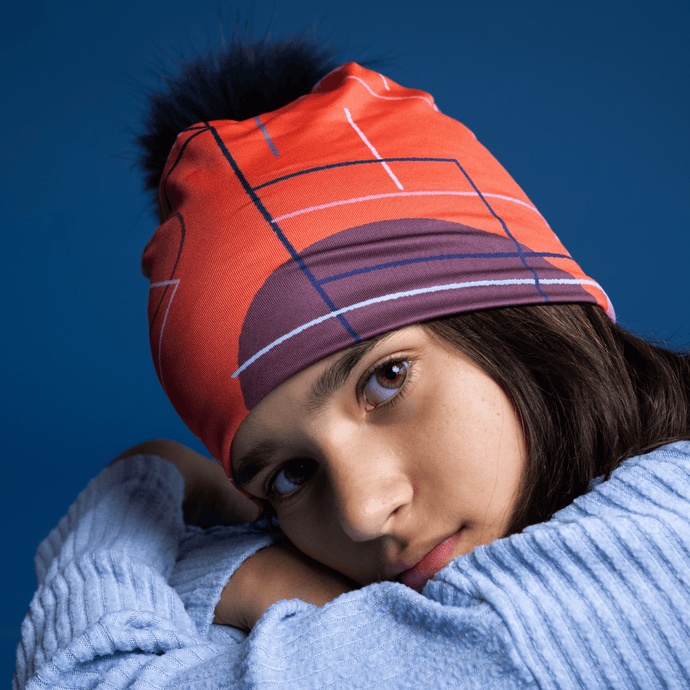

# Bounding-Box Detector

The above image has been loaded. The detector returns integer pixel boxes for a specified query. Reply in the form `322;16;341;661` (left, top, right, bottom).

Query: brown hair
422;303;690;535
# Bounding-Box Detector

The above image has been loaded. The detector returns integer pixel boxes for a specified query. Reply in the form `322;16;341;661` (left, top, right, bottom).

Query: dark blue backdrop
3;0;688;679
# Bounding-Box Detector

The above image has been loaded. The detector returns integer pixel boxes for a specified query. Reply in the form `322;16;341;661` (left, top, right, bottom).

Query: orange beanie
142;62;612;481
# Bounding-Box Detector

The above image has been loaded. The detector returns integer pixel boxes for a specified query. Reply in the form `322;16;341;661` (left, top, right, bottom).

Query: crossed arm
114;440;358;631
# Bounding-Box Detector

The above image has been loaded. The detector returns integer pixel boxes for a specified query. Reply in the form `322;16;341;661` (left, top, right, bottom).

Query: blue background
2;0;688;679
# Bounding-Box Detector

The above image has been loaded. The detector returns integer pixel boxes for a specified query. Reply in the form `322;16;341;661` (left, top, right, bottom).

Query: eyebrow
232;331;396;492
307;331;396;413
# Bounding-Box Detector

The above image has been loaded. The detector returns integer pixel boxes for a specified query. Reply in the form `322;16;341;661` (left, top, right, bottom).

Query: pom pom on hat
137;27;342;213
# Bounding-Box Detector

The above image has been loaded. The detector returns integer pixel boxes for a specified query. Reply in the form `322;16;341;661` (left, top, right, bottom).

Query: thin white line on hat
149;278;180;395
272;190;546;224
231;277;611;378
344;75;437;111
379;74;390;90
344;108;403;190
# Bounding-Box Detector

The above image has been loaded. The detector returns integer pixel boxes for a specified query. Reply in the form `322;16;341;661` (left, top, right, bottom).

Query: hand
112;439;261;526
213;541;359;630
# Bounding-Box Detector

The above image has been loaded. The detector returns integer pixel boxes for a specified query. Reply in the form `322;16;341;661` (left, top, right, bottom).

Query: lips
400;528;464;589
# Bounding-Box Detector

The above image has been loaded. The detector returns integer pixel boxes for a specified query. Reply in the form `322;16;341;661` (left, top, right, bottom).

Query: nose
322;435;414;542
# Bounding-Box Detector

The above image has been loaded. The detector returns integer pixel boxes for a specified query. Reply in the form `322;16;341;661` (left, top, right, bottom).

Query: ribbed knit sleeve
170;522;281;639
13;455;273;690
13;456;188;688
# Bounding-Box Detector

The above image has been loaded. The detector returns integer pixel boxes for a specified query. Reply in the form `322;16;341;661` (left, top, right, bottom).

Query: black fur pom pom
137;29;341;209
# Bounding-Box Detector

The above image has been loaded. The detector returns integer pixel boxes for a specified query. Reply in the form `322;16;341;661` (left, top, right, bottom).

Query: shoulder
560;440;690;525
621;439;690;472
615;439;690;473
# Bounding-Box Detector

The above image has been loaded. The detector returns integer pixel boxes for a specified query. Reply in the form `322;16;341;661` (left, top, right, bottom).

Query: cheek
274;486;338;556
277;507;361;578
494;381;530;455
276;503;316;540
276;514;322;564
423;379;524;494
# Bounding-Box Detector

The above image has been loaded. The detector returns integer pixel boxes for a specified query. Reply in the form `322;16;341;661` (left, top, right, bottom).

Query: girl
15;29;690;689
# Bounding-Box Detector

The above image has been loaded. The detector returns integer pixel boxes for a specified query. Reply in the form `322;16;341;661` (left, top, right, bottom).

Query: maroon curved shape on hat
237;218;594;409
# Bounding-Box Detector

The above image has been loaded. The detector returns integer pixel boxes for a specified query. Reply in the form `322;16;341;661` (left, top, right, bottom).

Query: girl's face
231;325;526;589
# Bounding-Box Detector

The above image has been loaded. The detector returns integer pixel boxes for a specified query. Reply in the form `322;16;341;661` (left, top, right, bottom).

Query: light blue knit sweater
14;442;690;689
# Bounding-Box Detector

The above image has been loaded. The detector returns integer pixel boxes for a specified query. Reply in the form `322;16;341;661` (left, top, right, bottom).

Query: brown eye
363;361;409;406
272;459;316;496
